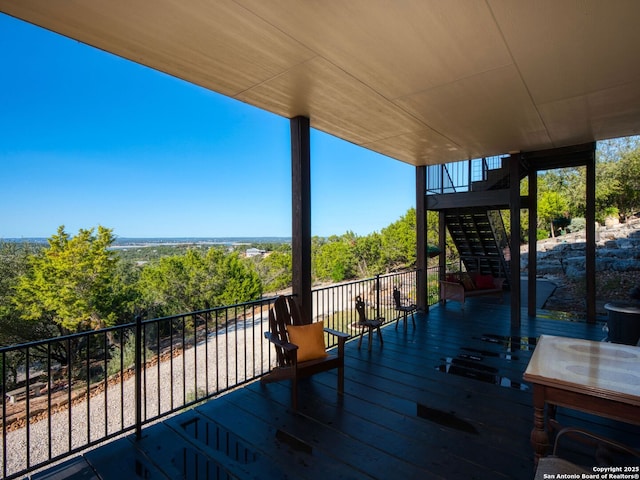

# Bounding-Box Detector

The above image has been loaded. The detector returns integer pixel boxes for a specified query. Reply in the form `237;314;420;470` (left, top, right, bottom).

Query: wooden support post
509;154;521;329
290;116;312;323
528;171;537;317
585;144;596;323
416;166;427;312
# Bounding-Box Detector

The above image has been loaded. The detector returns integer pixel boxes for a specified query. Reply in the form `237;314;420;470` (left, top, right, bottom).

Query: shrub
568;217;586;233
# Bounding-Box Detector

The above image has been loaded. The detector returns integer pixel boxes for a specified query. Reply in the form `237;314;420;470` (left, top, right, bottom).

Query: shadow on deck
34;300;639;479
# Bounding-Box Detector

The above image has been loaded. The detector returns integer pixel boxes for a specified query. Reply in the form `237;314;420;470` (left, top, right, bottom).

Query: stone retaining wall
521;220;640;279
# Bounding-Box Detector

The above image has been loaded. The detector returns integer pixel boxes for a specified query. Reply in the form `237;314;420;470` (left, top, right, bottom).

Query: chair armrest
324;328;348;357
264;331;298;352
324;328;350;339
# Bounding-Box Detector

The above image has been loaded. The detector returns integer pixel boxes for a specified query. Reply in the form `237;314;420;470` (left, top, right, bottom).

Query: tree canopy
13;226;124;334
138;248;262;317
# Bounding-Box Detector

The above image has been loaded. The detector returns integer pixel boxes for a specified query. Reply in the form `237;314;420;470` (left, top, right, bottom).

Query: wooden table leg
530;384;550;465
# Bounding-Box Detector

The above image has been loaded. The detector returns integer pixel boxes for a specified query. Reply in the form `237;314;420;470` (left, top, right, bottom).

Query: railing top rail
311;269;418;293
138;295;279;324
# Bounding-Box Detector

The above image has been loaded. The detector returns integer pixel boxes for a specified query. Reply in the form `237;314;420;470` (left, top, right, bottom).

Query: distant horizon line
2;236;293;244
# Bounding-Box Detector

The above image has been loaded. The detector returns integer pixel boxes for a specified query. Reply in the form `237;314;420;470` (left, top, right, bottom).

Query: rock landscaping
521;217;640;316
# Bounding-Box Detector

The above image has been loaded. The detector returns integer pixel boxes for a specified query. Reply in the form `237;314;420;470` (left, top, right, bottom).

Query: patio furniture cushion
286;321;329;362
440;273;505;308
474;274;495;289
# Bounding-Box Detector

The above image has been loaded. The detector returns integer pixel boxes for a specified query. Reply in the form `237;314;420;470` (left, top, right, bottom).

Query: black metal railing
1;297;277;479
1;269;438;479
426;155;506;194
312;270;418;348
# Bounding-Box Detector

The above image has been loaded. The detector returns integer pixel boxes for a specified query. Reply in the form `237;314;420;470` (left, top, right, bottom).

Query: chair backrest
269;296;298;366
355;295;368;323
393;287;402;308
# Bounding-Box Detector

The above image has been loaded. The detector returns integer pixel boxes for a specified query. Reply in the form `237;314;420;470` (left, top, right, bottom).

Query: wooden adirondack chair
393;287;417;330
354;295;384;351
262;295;348;410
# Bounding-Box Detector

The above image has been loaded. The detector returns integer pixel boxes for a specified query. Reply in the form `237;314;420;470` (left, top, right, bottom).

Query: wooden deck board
32;302;640;479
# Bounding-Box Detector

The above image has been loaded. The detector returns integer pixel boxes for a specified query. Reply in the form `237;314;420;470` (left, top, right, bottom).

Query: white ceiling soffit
2;0;640;166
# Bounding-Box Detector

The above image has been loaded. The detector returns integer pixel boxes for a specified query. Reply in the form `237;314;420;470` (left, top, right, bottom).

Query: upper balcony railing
426;155;506;195
1;267;440;479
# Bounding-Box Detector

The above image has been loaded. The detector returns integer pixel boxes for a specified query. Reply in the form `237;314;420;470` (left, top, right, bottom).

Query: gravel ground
1;316;273;478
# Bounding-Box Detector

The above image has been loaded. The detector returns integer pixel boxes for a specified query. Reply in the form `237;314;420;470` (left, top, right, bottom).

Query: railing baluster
169;318;174;411
181;315;186;406
47;342;52;460
375;274;380;315
215;309;219;395
86;335;90;444
205;309;209;396
234;307;238;388
67;337;72;453
103;331;108;438
135;314;142;441
193;312;198;402
2;350;7;479
225;308;229;391
249;304;254;381
156;322;160;415
143;322;148;420
119;330;124;431
26;346;31;469
244;305;248;384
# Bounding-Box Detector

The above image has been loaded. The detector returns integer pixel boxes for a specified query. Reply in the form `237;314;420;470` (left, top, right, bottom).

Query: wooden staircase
444;208;511;286
427;156;521;286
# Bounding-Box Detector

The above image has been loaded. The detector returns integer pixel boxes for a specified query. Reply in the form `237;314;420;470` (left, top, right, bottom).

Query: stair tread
445;208;511;284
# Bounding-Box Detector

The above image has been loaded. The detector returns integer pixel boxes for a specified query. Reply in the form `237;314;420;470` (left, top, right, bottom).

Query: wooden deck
33;300;640;479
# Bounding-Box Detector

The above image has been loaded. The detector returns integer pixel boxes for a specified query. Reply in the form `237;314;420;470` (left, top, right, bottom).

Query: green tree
612;146;640;220
138;247;262;316
380;208;416;271
13;226;124;334
217;252;263;305
254;247;292;292
0;241;54;346
313;235;356;282
538;191;569;237
352;232;383;277
588;136;640;222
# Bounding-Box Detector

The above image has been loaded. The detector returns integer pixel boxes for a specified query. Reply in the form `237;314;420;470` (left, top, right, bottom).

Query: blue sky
0;14;415;239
